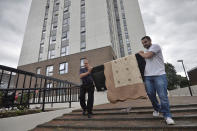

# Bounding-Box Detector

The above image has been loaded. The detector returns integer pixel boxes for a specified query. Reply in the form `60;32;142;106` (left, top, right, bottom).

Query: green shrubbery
0;91;33;110
16;92;33;110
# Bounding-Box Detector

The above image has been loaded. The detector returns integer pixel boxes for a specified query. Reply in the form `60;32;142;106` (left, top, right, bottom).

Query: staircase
32;99;197;131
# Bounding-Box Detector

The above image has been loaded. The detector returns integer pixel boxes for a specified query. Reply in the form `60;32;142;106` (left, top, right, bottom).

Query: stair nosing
66;108;197;116
37;124;197;130
72;104;197;112
54;115;197;121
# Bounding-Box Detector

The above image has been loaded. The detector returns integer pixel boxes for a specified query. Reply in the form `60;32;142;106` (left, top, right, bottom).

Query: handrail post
42;79;47;112
69;86;72;108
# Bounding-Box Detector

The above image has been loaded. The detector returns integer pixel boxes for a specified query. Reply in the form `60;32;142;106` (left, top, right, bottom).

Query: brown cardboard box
104;55;147;103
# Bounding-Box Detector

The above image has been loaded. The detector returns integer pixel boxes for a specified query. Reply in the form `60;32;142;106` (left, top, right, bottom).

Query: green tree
165;63;179;90
176;75;189;88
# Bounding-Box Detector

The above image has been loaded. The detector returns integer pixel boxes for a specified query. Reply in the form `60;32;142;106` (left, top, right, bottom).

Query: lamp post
177;60;193;96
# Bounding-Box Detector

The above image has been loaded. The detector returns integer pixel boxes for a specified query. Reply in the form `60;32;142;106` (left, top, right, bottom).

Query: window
63;18;69;25
59;62;68;74
81;26;85;32
81;6;85;13
43;19;47;27
52;23;58;30
128;46;132;55
39;44;44;61
61;46;69;56
48;50;55;59
39;53;43;61
40;38;45;43
81;48;86;52
64;0;71;7
80;0;86;53
51;29;57;36
46;65;53;76
41;31;46;40
62;31;69;40
36;68;41;74
126;38;130;43
80;58;85;67
81;41;86;48
50;36;56;44
125;33;129;39
120;47;125;57
63;12;70;19
40;44;44;53
54;4;59;11
64;7;69;13
81;12;85;18
52;15;58;23
81;31;85;36
81;1;85;6
123;19;127;25
45;11;49;17
47;82;53;88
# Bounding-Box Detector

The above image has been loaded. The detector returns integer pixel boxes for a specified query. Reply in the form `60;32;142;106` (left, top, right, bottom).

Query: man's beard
145;45;151;49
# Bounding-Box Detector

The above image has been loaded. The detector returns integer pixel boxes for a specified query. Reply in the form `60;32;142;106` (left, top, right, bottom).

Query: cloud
0;0;32;68
138;0;197;76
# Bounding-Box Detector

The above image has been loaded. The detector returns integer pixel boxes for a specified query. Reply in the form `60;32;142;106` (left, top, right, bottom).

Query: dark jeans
80;83;95;114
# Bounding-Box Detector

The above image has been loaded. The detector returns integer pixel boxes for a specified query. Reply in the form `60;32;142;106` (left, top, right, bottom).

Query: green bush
16;92;33;110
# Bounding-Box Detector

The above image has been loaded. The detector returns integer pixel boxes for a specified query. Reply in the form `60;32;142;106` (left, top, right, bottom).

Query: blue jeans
145;74;172;118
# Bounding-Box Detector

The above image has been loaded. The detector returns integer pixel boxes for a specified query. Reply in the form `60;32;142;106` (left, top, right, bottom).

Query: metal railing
0;65;80;111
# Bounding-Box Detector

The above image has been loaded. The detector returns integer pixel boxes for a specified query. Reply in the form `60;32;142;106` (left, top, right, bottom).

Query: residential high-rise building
18;0;146;84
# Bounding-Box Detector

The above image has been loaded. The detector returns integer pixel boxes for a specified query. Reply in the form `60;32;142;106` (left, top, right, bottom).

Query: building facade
18;0;146;84
188;67;197;86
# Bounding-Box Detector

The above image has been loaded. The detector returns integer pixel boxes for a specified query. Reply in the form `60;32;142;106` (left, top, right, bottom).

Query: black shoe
82;110;86;116
89;112;94;115
88;114;92;118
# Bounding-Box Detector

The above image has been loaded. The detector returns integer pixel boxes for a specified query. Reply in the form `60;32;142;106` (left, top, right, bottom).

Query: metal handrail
0;65;80;111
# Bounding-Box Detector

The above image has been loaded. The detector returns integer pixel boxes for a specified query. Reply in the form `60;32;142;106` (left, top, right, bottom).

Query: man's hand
80;66;92;79
88;66;93;73
139;51;144;55
138;50;154;59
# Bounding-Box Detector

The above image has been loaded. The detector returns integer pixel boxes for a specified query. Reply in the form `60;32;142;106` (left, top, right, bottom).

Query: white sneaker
165;117;175;125
153;111;160;117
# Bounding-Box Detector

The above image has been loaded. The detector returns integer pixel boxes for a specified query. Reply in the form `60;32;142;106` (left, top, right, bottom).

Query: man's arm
79;66;93;79
139;51;154;59
80;71;90;79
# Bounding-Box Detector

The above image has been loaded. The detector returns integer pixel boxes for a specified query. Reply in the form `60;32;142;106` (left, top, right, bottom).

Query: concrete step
67;108;197;116
55;115;197;121
34;118;197;131
31;103;197;131
72;104;197;112
60;112;197;119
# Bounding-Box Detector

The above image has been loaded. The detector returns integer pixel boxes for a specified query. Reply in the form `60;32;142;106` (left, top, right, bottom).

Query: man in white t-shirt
138;36;175;125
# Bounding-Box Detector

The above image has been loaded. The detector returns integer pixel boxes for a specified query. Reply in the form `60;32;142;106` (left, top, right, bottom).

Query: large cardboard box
104;55;147;103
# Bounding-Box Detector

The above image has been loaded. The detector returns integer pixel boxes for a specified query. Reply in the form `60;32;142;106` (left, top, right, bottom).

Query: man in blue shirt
139;36;175;125
79;58;94;118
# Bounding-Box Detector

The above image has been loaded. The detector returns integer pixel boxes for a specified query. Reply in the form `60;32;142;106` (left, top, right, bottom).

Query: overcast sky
0;0;197;76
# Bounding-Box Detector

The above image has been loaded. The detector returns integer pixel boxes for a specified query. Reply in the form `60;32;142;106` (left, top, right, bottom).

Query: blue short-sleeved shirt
80;68;93;85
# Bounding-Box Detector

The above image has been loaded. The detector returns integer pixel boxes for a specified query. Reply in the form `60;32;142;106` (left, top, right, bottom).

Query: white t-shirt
144;44;166;76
